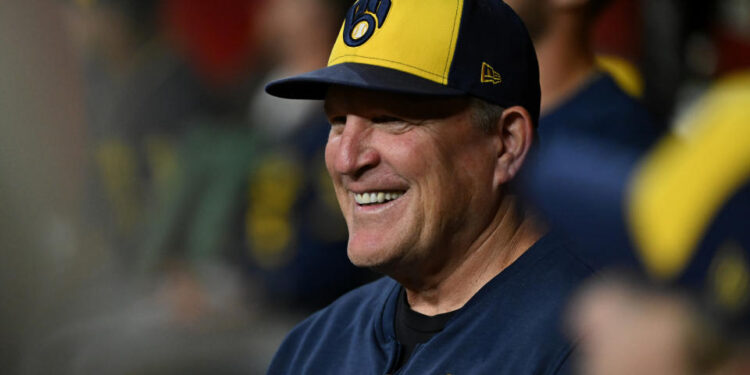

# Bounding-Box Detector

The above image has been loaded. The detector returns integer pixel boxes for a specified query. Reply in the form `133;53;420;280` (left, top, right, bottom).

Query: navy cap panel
448;1;540;124
265;63;466;100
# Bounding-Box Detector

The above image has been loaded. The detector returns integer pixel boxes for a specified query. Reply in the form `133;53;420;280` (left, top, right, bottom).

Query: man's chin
348;246;413;280
348;245;396;269
347;248;385;268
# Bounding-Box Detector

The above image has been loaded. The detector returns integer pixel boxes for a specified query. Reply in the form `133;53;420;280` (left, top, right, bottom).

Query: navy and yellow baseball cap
265;0;540;124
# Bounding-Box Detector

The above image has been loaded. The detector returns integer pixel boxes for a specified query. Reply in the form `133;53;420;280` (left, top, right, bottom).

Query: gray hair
470;97;505;133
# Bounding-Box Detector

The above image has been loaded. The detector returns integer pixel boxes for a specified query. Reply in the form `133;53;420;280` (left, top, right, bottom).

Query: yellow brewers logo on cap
343;0;392;46
350;20;370;41
331;0;464;85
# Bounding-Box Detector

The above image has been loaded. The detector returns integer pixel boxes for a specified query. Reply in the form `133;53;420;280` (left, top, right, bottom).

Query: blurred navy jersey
240;113;375;309
526;71;662;270
521;134;644;270
538;72;661;151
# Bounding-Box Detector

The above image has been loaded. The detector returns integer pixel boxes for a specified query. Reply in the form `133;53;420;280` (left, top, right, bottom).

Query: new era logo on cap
481;62;502;84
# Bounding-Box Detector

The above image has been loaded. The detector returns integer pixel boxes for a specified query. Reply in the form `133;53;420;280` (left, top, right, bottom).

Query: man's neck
535;13;597;114
399;197;545;316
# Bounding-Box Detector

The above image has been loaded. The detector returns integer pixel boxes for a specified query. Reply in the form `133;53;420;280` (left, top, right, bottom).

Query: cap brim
265;62;465;100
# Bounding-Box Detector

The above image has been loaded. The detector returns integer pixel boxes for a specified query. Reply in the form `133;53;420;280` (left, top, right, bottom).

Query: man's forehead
323;86;471;118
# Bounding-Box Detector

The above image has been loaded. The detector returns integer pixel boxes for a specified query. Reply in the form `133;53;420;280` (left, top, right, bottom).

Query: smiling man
264;1;594;373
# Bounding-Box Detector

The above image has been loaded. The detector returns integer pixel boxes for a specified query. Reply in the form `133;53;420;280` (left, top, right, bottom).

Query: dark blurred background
0;0;748;374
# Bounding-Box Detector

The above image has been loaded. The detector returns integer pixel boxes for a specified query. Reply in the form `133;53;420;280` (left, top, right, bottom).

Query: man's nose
330;115;380;177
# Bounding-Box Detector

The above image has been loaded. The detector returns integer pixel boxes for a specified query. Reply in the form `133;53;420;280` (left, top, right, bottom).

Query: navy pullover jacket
268;234;594;374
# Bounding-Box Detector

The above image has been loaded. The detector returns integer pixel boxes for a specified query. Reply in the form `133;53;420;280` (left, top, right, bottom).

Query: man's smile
353;191;405;206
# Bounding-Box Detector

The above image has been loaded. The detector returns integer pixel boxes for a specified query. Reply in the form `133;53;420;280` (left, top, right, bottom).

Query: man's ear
493;105;534;189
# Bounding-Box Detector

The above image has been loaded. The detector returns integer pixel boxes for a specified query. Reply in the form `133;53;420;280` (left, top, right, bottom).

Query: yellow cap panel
328;0;464;85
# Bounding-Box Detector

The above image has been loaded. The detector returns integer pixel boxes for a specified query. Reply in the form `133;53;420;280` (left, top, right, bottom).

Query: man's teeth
354;191;403;205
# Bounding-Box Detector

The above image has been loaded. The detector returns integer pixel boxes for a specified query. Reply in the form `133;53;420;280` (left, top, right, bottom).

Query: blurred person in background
505;0;662;152
522;1;750;372
135;0;262;278
505;0;664;270
70;0;266;272
559;119;750;373
525;90;750;374
6;1;293;374
240;0;377;310
66;0;211;261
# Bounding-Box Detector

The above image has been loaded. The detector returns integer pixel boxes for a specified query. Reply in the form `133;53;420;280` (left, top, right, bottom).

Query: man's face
324;87;501;273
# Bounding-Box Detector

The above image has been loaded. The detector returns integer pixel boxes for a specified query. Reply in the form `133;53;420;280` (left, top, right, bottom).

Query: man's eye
328;116;346;135
328;116;346;126
372;116;415;133
371;116;402;124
